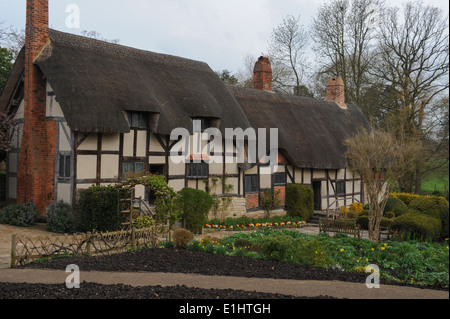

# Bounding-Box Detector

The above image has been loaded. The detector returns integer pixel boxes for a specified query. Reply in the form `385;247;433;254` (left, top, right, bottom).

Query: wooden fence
10;227;156;268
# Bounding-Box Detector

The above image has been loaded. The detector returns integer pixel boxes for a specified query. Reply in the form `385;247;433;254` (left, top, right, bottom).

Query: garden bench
319;218;361;239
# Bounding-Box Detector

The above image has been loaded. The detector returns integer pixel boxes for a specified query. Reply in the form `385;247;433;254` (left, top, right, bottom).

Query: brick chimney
17;0;56;215
325;77;346;108
253;56;272;91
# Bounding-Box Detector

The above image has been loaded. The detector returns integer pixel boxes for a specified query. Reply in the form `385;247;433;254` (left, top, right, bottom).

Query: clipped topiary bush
0;202;37;227
392;210;442;241
77;185;124;232
286;184;314;221
173;228;194;249
384;197;408;217
177;187;213;234
46;200;75;234
357;215;393;230
408;196;449;239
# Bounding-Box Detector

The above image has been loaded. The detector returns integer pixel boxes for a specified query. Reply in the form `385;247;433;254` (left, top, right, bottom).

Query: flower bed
204;216;307;232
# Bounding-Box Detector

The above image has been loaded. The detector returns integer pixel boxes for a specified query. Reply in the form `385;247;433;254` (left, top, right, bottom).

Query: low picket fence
10;227;156;268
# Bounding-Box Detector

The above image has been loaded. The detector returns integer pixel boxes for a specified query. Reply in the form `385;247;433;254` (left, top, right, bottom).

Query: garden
1;177;449;296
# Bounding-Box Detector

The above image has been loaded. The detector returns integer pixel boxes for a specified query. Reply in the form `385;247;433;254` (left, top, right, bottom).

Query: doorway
312;181;321;211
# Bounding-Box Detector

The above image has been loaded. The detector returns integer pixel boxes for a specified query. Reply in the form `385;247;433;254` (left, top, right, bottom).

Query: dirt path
1;268;448;299
0;224;53;269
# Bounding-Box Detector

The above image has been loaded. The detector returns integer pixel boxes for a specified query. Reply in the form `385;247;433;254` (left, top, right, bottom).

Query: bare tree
310;0;382;107
345;129;424;241
0;22;25;59
372;1;449;192
267;15;310;95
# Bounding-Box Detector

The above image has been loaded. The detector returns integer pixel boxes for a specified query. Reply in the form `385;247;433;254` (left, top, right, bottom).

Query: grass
421;158;449;195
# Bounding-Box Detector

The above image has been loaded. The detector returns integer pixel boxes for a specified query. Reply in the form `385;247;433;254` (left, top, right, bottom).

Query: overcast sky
1;0;449;74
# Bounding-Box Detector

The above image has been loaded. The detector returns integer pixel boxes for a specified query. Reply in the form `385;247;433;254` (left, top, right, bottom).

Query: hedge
286;184;314;221
392;210;442;241
77;185;124;232
177;187;213;234
408;196;449;239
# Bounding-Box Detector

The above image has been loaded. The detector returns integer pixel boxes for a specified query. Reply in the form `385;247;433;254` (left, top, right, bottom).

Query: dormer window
128;112;148;129
192;117;220;133
192;117;211;132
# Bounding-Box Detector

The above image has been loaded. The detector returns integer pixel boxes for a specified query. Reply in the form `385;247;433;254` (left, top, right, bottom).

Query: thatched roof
18;30;251;134
0;48;25;113
1;29;371;170
227;86;371;170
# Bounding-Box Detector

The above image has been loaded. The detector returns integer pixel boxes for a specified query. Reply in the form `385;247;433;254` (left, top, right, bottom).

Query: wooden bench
319;218;362;239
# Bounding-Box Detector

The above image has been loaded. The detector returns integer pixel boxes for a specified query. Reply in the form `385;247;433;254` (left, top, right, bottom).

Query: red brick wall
253;56;272;91
325;77;345;107
274;186;286;206
17;0;54;215
245;193;259;210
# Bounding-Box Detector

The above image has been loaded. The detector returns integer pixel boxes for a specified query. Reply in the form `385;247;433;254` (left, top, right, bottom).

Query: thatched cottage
0;0;370;216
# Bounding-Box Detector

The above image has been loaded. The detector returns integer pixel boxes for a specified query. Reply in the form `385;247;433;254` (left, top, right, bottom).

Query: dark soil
1;247;445;299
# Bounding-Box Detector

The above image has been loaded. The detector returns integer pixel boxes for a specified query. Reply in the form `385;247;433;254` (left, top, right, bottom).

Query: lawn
421;158;449;195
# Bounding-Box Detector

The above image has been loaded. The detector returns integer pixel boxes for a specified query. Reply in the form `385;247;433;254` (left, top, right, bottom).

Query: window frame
273;172;286;186
128;112;148;130
58;153;71;178
336;181;346;196
244;174;259;194
186;161;209;179
123;161;146;177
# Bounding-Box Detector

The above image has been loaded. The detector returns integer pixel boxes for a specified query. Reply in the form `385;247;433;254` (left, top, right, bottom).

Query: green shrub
385;211;396;219
161;240;174;248
46;201;74;233
408;196;449;239
177;188;213;234
131;216;154;229
285;184;314;221
77;185;124;232
259;234;293;262
392;210;442;241
214;245;227;255
187;239;203;251
234;239;253;249
0;203;37;227
292;238;334;267
173;228;194;249
384;197;408;217
357;215;393;229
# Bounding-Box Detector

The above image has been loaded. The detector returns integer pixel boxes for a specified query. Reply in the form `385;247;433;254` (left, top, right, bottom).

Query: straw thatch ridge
227;85;371;169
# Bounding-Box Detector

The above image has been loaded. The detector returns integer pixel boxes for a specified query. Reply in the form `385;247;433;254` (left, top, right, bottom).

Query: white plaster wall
78;134;98;151
58;122;72;152
102;134;120;151
101;155;119;179
149;134;165;152
123;132;134;156
46;82;63;118
77;155;97;179
136;131;147;157
57;183;71;203
168;179;184;192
